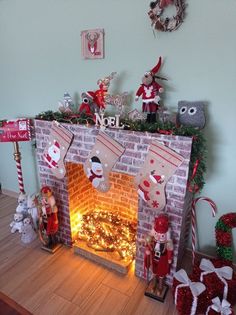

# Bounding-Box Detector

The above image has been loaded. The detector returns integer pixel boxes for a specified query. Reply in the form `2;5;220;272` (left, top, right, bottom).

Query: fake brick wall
34;119;193;284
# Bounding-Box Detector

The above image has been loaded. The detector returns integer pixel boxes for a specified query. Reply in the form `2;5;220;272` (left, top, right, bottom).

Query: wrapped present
192;258;236;305
173;269;206;315
206;297;235;315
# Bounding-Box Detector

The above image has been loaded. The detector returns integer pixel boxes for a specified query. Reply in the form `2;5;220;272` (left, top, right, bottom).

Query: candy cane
191;197;217;264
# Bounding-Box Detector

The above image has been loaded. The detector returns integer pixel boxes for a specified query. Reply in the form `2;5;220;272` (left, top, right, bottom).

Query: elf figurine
144;213;173;300
39;186;59;251
135;57;165;123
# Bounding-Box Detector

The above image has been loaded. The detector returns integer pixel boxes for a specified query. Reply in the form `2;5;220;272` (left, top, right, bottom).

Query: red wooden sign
0;119;32;142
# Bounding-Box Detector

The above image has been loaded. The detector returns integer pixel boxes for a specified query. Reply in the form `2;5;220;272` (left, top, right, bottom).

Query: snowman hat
54;140;60;148
90;156;101;164
85;91;95;100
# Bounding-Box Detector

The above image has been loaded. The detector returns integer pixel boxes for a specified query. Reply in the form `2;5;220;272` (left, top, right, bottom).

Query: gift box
192;258;236;306
205;297;235;315
173;269;206;315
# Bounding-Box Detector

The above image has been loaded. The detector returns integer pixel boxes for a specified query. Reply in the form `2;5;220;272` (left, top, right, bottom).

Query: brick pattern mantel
34;119;193;284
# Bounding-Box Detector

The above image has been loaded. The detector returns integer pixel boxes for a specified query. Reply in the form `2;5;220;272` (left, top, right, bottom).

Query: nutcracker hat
41;186;52;197
150;56;162;75
154;214;169;234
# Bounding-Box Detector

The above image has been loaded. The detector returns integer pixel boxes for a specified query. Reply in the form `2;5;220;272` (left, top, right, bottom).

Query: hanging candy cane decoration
13;142;25;194
191;197;217;264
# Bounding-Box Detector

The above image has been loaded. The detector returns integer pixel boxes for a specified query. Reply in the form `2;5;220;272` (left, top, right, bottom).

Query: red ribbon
158;129;173;135
188;159;200;193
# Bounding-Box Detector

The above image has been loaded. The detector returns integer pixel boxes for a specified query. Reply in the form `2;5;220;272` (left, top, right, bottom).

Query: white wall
0;0;235;257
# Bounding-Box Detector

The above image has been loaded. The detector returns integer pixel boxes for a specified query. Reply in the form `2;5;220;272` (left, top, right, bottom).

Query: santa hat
54;140;60;149
154;214;169;234
150;57;162;75
85;91;95;100
150;174;164;184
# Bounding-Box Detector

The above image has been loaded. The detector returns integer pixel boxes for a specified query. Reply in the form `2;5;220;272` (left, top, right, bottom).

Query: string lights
77;210;137;262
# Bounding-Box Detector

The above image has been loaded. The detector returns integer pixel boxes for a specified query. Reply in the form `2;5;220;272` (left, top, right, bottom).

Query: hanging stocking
84;131;125;192
43;121;73;179
134;140;184;210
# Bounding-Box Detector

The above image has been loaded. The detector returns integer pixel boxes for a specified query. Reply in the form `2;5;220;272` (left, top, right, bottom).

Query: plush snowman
10;213;24;233
43;140;61;169
16;192;28;216
87;156;105;188
27;194;39;230
21;217;37;244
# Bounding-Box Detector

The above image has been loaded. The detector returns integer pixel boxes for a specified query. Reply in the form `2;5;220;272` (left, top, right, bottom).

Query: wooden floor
3;193;223;315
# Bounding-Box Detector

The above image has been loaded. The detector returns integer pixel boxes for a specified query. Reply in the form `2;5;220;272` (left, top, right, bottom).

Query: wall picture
81;28;104;59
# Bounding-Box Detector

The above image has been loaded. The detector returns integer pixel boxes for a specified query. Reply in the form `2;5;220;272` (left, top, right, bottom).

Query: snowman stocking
84;131;125;192
134;140;184;210
43;121;73;179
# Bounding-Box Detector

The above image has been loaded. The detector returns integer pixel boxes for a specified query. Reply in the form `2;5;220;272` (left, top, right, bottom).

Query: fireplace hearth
35;120;193;284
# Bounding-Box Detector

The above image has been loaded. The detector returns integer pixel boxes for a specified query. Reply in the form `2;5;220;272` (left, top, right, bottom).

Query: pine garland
35;111;207;193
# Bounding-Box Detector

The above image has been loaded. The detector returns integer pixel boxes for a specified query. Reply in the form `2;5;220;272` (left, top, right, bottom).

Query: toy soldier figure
144;213;173;302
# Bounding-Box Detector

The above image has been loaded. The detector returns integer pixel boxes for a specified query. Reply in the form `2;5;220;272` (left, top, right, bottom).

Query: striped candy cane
13;142;25;194
191;197;217;264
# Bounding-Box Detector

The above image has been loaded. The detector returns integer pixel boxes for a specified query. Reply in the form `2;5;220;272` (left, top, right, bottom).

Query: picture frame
81;28;104;59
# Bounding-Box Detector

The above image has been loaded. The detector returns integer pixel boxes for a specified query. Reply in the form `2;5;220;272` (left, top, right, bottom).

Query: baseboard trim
1;189;18;198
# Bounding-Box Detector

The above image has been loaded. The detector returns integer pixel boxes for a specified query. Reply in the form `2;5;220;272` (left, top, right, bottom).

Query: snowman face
153;231;167;243
48;144;61;161
91;162;103;175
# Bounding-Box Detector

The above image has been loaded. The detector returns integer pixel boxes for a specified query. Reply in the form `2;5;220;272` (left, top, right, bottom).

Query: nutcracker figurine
39;186;61;253
144;213;173;302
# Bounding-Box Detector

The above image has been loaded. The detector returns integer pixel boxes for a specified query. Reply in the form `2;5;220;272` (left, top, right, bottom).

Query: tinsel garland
77;210;137;261
35;111;207;193
215;212;236;262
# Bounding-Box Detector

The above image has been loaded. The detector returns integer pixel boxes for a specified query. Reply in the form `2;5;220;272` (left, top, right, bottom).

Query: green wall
0;0;236;257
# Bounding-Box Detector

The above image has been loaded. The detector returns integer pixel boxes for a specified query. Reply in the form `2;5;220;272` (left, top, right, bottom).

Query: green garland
35;110;207;193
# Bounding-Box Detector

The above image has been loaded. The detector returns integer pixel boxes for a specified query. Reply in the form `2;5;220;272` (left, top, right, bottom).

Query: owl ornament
177;101;206;129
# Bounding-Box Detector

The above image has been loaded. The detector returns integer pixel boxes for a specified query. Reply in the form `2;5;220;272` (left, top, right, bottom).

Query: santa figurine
144;213;173;301
86;156;105;188
39;186;59;251
135;57;165;123
43;140;61;169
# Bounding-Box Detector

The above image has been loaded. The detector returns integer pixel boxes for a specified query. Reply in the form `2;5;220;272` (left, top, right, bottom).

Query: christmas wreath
148;0;185;32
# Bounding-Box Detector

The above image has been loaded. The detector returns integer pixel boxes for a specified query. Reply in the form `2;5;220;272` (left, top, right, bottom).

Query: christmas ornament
135;140;184;210
43;121;73;179
215;212;236;262
81;28;104;59
84;131;125;192
177;101;206;129
135;57;166;123
144;213;173;302
39;186;60;252
148;0;186;32
94;72;116;109
191;197;217;263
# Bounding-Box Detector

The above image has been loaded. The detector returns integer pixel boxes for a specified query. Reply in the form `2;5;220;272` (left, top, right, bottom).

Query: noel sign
0;119;31;142
95;113;124;130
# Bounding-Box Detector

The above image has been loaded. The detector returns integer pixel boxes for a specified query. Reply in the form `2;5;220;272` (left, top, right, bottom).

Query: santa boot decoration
43;121;73;179
84;131;125;192
135;140;184;210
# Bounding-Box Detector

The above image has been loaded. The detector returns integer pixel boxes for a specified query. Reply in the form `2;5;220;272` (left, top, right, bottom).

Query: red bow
159;0;173;9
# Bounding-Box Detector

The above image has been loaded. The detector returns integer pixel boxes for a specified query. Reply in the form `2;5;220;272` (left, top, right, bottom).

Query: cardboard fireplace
34;120;193;284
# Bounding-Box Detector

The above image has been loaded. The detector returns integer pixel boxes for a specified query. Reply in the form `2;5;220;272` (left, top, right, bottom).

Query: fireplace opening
66;162;138;274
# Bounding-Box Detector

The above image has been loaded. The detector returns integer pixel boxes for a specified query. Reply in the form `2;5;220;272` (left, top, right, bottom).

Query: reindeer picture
81;28;104;59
